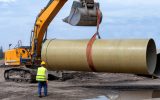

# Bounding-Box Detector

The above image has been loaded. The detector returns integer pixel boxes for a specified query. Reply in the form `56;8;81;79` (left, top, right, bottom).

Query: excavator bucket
63;1;102;26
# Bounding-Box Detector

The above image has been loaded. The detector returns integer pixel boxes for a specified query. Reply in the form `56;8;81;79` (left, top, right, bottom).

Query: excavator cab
63;0;102;26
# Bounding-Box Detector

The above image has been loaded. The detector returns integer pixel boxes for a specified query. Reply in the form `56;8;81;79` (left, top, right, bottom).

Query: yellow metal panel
5;48;31;66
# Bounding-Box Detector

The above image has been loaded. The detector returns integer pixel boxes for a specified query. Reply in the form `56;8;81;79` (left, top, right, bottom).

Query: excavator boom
31;0;67;60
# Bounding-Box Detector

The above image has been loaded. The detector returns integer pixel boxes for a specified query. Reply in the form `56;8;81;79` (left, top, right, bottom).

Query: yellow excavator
4;0;102;82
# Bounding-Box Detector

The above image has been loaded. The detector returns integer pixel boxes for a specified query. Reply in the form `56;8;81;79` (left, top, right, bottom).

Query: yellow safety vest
36;66;47;81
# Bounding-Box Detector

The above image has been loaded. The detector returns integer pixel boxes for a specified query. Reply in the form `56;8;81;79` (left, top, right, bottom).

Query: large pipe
41;39;157;75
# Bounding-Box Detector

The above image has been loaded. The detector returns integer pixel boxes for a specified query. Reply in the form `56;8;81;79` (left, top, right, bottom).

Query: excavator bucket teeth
63;1;102;26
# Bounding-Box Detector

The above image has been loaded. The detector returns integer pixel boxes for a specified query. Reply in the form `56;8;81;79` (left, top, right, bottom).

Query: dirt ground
1;60;160;100
1;66;160;100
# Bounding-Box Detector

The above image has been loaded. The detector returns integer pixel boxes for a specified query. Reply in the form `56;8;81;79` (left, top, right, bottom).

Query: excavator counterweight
63;0;102;26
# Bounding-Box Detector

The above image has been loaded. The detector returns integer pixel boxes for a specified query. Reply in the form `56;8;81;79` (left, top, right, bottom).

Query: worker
36;61;48;97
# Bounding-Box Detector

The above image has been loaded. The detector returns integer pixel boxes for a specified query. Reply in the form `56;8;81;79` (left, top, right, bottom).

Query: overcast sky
0;0;160;50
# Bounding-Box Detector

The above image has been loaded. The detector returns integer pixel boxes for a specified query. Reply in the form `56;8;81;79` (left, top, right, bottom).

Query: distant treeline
0;46;3;59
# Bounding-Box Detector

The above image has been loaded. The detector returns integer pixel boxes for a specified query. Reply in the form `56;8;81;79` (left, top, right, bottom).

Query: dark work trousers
38;81;48;96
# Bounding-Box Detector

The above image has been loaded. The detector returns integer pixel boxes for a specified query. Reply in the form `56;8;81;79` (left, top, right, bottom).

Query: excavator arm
31;0;102;62
31;0;67;60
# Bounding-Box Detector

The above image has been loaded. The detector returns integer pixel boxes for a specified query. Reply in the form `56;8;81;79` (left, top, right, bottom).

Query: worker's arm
46;69;48;84
46;69;48;80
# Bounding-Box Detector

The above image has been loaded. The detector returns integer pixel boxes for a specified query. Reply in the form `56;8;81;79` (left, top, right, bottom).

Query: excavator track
4;67;37;83
3;66;76;83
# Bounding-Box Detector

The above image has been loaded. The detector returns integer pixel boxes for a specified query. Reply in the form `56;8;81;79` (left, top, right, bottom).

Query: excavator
3;0;102;83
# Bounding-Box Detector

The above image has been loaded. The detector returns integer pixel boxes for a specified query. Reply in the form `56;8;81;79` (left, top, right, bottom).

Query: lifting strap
86;8;101;72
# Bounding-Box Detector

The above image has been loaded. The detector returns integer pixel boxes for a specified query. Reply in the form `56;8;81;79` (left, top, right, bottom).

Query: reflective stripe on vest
36;67;47;81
